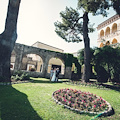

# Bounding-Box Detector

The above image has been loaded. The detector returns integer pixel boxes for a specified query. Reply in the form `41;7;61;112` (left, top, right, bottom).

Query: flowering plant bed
52;88;112;115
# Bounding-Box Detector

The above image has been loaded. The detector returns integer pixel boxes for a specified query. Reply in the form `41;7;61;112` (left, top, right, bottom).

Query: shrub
110;65;120;83
111;78;120;83
95;66;109;83
14;74;21;81
111;72;120;83
20;72;30;80
11;71;30;81
13;71;23;76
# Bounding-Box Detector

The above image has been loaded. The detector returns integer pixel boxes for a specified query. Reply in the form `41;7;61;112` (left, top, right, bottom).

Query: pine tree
0;0;21;82
55;0;120;82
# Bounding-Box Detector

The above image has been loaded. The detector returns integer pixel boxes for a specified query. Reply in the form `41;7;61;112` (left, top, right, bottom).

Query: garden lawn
0;78;120;120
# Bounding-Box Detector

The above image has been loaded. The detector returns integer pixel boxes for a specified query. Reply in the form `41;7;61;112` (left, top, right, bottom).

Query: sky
0;0;116;53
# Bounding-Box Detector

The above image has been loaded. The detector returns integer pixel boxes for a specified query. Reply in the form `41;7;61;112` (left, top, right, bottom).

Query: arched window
112;38;118;44
100;30;104;38
112;23;117;33
105;27;110;36
99;43;104;48
105;41;110;46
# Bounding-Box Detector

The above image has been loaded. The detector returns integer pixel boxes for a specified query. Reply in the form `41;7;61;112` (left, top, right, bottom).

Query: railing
98;30;120;41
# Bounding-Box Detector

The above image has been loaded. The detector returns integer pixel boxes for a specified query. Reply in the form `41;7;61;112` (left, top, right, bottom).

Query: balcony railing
98;30;120;41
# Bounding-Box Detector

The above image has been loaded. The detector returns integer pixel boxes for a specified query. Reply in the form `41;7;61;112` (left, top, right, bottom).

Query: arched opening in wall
100;30;104;38
21;54;43;72
71;63;78;74
112;38;118;44
48;57;65;75
112;23;117;33
105;41;110;46
71;59;81;80
105;27;110;36
99;43;104;48
10;50;16;70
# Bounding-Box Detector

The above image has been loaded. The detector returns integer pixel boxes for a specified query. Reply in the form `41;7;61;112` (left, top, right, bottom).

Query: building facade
97;14;120;47
32;41;64;53
10;43;75;79
11;41;65;74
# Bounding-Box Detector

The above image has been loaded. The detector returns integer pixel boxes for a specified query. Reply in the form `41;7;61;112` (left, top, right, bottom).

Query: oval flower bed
52;88;112;115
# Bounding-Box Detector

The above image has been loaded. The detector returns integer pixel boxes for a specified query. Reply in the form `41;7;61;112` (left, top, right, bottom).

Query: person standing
51;68;56;82
56;68;60;82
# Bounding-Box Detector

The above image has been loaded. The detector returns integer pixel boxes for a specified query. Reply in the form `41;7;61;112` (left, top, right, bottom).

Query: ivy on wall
73;57;81;75
64;53;74;67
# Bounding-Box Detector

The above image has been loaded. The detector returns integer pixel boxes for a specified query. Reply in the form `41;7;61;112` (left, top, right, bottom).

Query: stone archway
12;43;74;79
48;57;65;75
21;53;43;72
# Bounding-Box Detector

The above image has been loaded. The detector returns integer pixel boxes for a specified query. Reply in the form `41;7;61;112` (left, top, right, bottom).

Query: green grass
0;78;120;120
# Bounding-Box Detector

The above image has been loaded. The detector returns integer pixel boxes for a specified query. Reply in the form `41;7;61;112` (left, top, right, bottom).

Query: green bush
13;71;23;76
93;46;120;83
11;71;30;81
15;75;21;81
20;73;30;80
110;64;120;83
95;66;109;83
111;71;120;83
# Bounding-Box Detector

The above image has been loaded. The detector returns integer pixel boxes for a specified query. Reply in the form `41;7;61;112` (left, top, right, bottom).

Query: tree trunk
107;63;111;82
0;0;21;82
82;12;90;82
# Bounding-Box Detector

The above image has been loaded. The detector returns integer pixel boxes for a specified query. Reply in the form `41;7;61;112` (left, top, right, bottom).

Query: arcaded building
97;14;120;47
11;41;65;74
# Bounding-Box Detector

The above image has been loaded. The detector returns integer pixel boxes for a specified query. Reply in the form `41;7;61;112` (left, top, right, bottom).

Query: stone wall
12;43;72;79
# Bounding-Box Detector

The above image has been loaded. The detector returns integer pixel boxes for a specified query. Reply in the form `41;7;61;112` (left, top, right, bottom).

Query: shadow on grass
30;77;69;84
101;83;120;92
0;85;42;120
32;79;63;84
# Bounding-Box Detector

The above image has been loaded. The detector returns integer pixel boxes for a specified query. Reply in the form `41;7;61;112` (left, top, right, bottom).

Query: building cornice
97;14;120;30
32;41;64;52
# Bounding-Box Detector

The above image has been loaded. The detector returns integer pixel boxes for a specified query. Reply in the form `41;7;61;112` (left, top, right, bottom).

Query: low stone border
52;90;113;116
